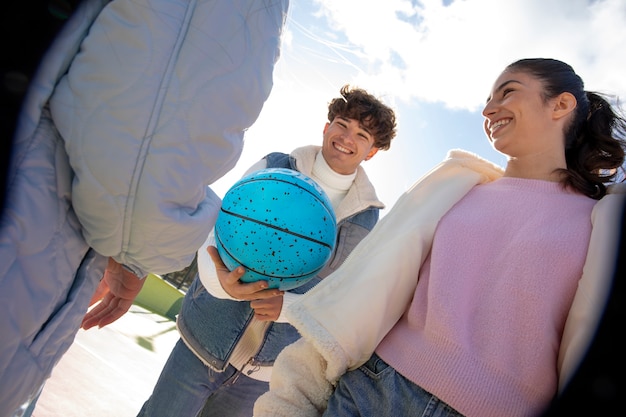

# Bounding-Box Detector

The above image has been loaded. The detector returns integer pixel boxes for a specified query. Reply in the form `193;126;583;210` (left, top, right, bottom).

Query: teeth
335;143;351;154
491;119;510;132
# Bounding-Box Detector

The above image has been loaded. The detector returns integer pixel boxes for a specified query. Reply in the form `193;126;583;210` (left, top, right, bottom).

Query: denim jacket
176;145;383;371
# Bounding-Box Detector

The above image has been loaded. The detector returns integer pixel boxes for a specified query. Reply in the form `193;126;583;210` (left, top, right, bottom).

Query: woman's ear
553;92;577;121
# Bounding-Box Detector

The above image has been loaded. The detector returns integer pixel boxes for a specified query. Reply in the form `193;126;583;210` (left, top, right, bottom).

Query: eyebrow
486;79;523;103
338;116;373;136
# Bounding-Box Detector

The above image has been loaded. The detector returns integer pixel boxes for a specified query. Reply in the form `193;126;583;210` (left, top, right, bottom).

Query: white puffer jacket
0;0;288;414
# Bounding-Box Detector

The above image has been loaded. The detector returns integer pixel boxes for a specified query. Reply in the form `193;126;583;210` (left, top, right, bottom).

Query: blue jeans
324;353;465;417
137;339;269;417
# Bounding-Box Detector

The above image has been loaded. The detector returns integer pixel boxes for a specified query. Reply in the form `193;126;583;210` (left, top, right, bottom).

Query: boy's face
321;116;379;175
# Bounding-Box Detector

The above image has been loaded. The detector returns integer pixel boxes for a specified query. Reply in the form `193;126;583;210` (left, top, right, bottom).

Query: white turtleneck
241;150;356;212
309;151;355;212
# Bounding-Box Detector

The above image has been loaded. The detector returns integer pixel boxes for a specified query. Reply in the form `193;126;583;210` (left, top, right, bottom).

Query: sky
211;0;626;215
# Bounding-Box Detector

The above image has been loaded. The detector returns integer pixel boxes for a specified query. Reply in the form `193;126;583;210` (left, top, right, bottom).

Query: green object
134;273;185;321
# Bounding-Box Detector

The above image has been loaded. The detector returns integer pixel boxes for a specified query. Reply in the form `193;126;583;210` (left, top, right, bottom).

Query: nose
342;127;358;143
482;101;495;137
482;99;496;118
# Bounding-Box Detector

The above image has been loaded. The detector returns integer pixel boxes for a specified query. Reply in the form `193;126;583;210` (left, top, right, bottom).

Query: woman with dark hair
253;58;626;417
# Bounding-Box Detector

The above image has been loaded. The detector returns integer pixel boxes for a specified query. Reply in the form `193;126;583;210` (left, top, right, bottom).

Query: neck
503;153;566;182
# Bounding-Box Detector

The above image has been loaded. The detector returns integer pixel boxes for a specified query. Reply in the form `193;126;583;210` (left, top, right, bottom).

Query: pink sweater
376;177;596;417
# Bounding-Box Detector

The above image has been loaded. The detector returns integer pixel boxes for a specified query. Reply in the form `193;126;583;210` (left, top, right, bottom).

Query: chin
490;139;507;154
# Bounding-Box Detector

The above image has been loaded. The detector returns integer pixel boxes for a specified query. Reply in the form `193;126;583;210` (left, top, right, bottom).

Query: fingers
244;287;283;302
229;281;282;301
250;295;283;310
81;314;98;330
208;245;283;300
81;297;111;330
92;300;133;328
223;265;247;286
88;279;109;307
253;312;278;322
81;296;133;330
250;295;283;321
207;245;229;269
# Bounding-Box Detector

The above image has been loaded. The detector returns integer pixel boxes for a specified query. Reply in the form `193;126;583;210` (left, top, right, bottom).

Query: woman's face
482;70;561;158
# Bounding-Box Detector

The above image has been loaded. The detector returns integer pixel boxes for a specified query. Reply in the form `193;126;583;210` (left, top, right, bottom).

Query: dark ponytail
562;92;626;199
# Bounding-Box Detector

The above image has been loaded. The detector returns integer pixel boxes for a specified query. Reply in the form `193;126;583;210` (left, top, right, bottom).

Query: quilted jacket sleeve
49;0;288;277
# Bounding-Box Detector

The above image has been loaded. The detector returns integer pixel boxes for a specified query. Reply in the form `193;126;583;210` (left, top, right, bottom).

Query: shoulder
595;183;626;214
263;152;290;168
444;149;504;180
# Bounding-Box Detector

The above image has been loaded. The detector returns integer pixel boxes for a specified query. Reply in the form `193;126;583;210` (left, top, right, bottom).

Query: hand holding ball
214;168;336;290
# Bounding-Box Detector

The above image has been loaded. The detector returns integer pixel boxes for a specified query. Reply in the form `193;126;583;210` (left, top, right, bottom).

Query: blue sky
212;0;626;214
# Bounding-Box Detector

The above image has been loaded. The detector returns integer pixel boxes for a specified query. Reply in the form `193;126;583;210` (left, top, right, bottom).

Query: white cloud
308;0;626;111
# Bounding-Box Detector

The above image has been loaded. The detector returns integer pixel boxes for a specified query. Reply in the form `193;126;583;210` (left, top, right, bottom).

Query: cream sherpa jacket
253;149;625;417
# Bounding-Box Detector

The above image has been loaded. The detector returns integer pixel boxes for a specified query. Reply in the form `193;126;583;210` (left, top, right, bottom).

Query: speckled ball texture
215;168;337;290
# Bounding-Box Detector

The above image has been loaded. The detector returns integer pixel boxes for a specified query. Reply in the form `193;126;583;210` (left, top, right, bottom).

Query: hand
207;245;283;301
81;257;146;330
250;295;284;321
88;276;110;307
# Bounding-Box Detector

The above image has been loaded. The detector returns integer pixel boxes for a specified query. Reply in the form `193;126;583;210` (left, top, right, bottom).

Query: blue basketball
214;168;337;290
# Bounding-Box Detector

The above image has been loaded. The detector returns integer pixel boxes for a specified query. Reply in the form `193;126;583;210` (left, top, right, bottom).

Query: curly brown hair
327;85;397;151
